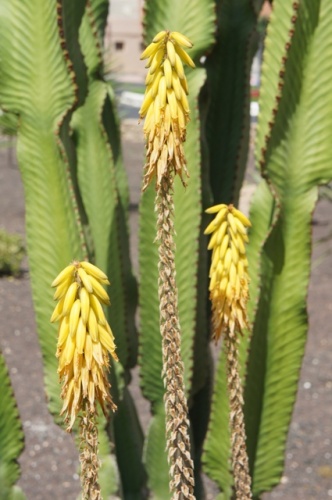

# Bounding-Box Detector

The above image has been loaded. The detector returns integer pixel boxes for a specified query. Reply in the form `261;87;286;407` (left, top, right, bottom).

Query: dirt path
0;126;331;499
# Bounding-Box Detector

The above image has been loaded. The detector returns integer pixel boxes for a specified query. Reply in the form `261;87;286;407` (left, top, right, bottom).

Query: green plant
0;230;25;276
0;0;138;497
0;350;25;500
203;1;332;498
139;3;216;498
245;2;332;495
0;111;18;137
0;0;331;498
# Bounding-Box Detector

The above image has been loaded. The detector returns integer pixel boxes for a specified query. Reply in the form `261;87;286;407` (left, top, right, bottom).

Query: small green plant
0;350;25;500
0;229;25;276
0;111;18;137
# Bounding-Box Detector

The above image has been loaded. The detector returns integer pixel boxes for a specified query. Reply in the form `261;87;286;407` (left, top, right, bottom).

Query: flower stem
156;175;195;499
79;405;102;500
225;332;252;499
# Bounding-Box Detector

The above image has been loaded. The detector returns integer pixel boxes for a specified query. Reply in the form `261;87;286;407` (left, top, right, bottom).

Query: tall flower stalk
205;204;252;499
51;261;118;499
140;31;196;499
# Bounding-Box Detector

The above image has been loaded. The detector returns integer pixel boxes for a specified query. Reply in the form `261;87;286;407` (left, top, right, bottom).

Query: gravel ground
0;123;331;499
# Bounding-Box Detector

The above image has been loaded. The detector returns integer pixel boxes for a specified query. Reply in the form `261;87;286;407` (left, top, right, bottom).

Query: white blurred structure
105;0;145;82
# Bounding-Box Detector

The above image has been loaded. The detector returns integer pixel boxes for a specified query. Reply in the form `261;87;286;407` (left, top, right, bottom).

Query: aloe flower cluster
139;29;195;189
51;260;118;431
205;204;251;341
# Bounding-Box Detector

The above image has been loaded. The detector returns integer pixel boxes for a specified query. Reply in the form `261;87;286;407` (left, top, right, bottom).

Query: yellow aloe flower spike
206;204;253;498
52;261;118;499
205;204;251;342
139;30;194;190
51;260;118;431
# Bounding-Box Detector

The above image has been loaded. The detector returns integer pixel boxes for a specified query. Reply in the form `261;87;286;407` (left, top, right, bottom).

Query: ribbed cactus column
205;204;252;499
140;30;196;499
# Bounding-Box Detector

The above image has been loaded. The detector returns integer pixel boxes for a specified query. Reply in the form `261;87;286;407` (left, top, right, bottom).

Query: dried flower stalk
205;204;252;499
157;176;195;499
140;30;196;499
79;406;102;500
225;332;251;499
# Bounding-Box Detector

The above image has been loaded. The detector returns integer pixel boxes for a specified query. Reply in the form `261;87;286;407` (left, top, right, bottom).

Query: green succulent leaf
79;2;103;77
0;0;86;416
143;0;215;60
89;0;110;43
139;67;211;406
201;348;232;496
138;181;160;404
139;0;216;402
72;80;135;369
139;3;215;494
201;1;264;492
0;351;24;497
73;4;141;495
205;0;264;205
98;420;120;497
143;405;169;499
73;0;137;372
113;388;147;498
84;0;136;367
60;0;88;105
245;0;332;495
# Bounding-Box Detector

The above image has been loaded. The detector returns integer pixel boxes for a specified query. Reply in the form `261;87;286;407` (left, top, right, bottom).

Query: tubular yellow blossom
51;260;118;431
139;30;194;190
205;204;251;342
